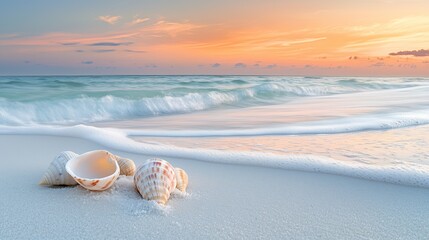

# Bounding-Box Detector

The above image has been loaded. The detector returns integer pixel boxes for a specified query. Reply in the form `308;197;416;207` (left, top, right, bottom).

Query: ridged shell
174;168;189;192
115;155;136;176
65;150;120;191
39;151;79;186
134;158;177;205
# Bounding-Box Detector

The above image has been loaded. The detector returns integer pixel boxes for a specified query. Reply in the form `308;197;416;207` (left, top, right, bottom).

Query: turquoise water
0;75;428;125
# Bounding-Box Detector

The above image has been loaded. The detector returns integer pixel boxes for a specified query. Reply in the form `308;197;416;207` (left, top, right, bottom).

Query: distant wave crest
0;76;427;125
0;82;364;125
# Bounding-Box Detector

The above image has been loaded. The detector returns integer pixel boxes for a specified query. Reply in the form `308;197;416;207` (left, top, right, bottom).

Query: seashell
39;151;79;186
174;168;189;192
115;155;136;176
65;150;120;191
134;158;177;205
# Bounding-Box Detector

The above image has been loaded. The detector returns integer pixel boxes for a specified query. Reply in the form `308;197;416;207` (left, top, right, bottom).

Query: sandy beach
1;134;429;239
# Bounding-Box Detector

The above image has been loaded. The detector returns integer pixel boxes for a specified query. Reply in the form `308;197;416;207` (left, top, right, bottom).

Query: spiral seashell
134;158;177;205
115;155;136;176
174;168;189;192
39;151;79;186
66;150;120;191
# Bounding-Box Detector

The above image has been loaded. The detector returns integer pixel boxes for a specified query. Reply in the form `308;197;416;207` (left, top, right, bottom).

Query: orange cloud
1;14;429;75
168;15;429;66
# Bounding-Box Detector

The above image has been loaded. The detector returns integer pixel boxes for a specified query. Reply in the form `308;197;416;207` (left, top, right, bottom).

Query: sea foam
125;109;429;137
2;124;429;188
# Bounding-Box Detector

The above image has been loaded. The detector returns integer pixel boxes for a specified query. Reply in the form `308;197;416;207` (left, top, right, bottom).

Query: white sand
1;135;429;239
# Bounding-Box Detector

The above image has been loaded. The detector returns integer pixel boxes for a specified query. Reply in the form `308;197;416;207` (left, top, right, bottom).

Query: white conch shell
115;155;136;176
39;151;79;186
174;168;189;192
134;158;177;205
65;150;120;191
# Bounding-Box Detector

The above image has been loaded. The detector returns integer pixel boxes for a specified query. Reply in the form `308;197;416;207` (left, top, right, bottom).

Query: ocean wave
51;80;88;87
1;124;429;188
125;109;429;137
0;76;428;125
0;92;245;125
0;82;365;125
177;79;248;85
0;80;29;86
0;79;88;88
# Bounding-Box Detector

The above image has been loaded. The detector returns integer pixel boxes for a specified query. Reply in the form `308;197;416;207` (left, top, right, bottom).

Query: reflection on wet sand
133;125;429;166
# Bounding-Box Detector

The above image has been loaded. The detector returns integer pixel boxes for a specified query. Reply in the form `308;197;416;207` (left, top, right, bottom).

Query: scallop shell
65;150;120;191
115;155;136;176
39;151;79;186
174;168;189;192
134;158;177;205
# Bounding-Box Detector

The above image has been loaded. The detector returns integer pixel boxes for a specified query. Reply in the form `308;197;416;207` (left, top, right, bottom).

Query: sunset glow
1;0;429;75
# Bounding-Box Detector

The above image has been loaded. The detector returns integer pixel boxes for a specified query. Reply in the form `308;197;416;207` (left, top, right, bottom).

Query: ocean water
1;75;429;187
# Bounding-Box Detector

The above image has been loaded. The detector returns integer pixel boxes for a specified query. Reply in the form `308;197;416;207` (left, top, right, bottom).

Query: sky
0;0;429;76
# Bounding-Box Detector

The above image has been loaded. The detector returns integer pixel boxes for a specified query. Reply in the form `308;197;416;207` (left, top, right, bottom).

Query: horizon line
1;74;428;78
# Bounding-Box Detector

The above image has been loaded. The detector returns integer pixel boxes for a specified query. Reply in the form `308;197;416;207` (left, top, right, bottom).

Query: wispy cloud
276;37;326;47
0;19;202;48
0;33;19;40
98;15;121;25
339;16;429;55
234;63;246;68
0;31;139;47
59;42;79;46
75;49;115;53
144;20;203;37
131;17;150;25
81;61;94;64
93;49;115;53
212;63;221;68
123;49;146;53
266;64;277;69
389;49;429;57
88;42;133;46
179;16;429;63
186;32;326;51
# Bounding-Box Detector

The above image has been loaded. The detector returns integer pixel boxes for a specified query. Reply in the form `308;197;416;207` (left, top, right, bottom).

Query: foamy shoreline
2;124;429;188
1;134;429;239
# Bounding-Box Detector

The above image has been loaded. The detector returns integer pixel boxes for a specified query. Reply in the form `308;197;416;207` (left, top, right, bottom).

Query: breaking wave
0;82;381;125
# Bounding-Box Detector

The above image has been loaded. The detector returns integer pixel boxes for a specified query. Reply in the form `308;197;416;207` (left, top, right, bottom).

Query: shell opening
67;151;118;179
